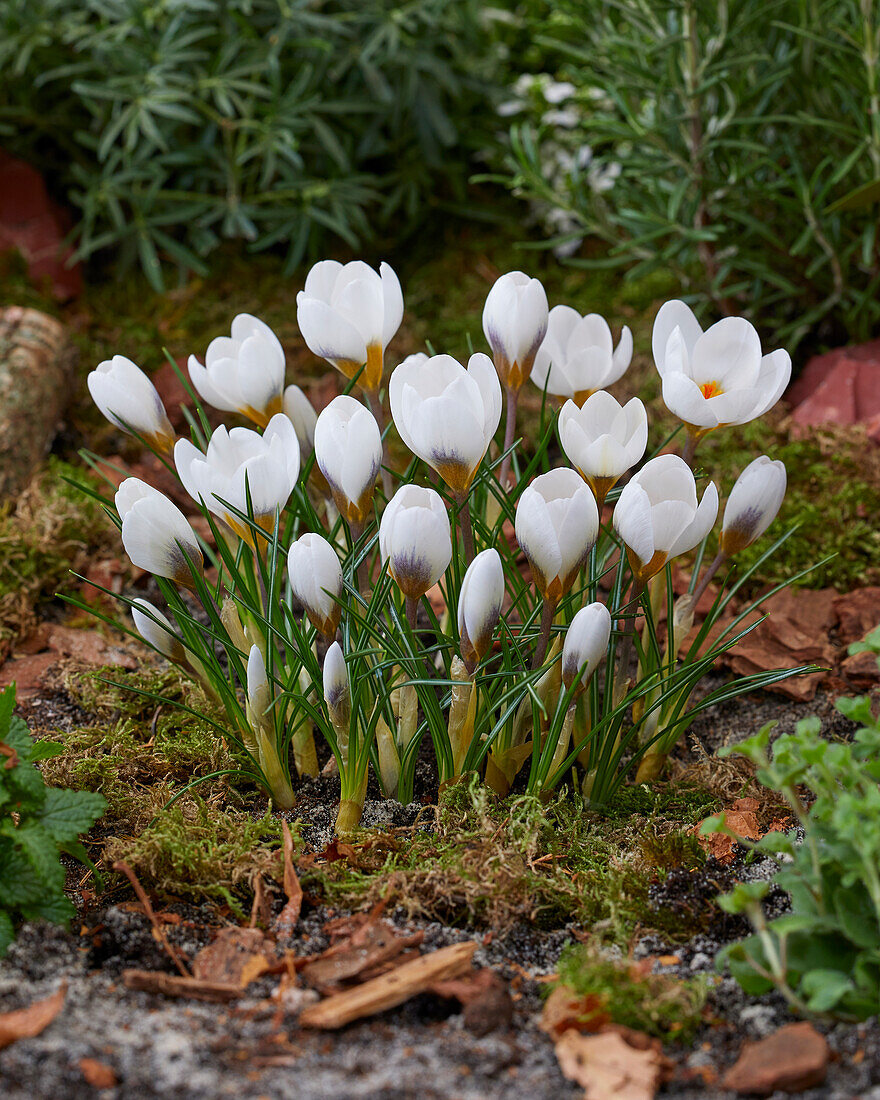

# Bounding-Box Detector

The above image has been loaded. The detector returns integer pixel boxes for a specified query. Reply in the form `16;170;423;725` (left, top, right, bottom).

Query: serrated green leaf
38;788;106;843
0;910;14;957
13;823;65;891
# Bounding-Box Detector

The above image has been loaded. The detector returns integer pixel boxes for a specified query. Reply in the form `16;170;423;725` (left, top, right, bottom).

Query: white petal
296;294;367;366
380;262;404;348
652;300;703;374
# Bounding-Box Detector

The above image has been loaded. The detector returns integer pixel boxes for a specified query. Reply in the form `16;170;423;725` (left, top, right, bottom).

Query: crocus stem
692;549;728;606
532;598;556;670
457;493;475;565
349;520;370;594
366;389;393;499
405;595;419;633
498;387;519;488
680;428;698;467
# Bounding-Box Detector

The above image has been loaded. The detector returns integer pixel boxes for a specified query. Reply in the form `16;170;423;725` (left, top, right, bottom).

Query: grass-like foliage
705;629;880;1020
0;0;499;287
495;0;880;349
0;684;106;955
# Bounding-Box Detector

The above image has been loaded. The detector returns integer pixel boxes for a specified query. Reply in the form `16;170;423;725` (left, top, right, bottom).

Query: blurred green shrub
495;0;880;349
0;0;501;288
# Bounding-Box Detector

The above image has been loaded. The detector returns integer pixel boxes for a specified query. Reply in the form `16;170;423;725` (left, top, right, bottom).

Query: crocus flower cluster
86;259;795;829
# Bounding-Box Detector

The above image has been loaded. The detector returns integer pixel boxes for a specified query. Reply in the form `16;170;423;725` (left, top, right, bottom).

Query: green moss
0;457;111;655
303;777;714;944
554;942;708;1043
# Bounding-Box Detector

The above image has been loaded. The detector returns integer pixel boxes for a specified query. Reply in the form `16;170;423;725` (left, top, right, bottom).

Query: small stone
689;952;712;972
721;1021;829;1095
738;1004;778;1036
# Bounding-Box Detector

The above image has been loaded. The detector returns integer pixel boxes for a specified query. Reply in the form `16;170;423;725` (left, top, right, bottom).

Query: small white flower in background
131;599;184;663
562;602;612;691
458;548;505;671
314;395;383;526
542;108;579;128
613;454;719;583
515;467;600;602
482;271;549;392
87;355;175;453
187;314;285;426
389;352;502;496
652;300;791;431
323;641;351;732
115;478;203;584
379;484;452;600
720;456;787;555
246;644;271;733
174;415;300;542
287;532;344;639
531;305;633;404
558;391;648;505
296;260;403;392
543;80;576;104
282;385;318;463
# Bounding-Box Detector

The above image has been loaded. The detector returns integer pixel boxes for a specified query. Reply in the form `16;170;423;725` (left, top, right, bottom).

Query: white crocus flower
174;415;300;543
187;314;286;426
314;395;383;526
288;532;344;639
282;384;318;463
389;352;502;496
458;548;505;671
531;306;632;405
246;645;272;740
115;478;203;584
131;599;184;663
296;260;403;392
515;468;600;602
558;391;648;506
613;454;719;583
379;485;452;600
562;602;612;691
87;355;175;452
652;300;791;432
720;456;787;555
482;271;549;392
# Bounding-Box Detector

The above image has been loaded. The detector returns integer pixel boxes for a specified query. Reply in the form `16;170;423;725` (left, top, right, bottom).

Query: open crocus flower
562;602;611;691
115;478;203;584
652;300;791;432
88;355;175;453
720;455;787;555
314;396;383;526
131;599;185;663
613;454;719;583
288;532;344;639
482;270;549;392
515;468;600;602
187;314;285;426
458;548;505;671
296;260;403;392
558;391;648;507
389;352;502;496
379;484;452;600
174;415;300;543
531;306;632;405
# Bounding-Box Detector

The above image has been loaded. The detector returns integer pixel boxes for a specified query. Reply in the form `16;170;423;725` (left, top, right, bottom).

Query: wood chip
192;927;274;986
0;983;66;1050
78;1057;118;1089
122;969;244;1003
554;1028;672;1100
299;941;478;1029
300;919;423;994
275;819;302;935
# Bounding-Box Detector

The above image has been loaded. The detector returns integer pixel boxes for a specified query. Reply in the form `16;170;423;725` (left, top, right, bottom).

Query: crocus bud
482;271;549;391
515;468;599;602
323;641;351;730
288;532;343;638
174;414;300;542
379;485;452;600
115;478;203;584
296;260;403;392
314;395;382;526
652;300;791;430
720;456;787;555
562;602;611;691
389;352;502;496
531;307;632;405
246;644;271;733
87;355;175;452
558;391;648;505
188;314;285;426
613;454;718;583
458;548;504;671
131;599;184;663
282;384;318;463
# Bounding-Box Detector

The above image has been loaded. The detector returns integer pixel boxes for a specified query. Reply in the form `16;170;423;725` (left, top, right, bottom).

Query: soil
2;678;879;1100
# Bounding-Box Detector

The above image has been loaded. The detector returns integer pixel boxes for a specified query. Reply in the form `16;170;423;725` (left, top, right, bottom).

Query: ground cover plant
71;258;820;837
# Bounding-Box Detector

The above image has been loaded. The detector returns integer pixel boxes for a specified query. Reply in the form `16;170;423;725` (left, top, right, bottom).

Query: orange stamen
700;380;722;400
